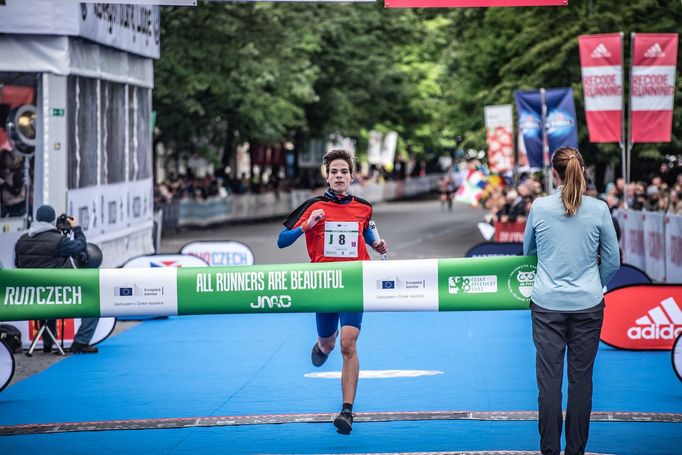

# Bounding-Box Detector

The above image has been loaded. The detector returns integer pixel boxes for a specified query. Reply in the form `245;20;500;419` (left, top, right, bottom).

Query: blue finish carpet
1;311;680;454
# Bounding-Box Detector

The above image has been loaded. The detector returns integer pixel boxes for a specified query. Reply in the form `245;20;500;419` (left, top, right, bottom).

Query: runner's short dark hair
323;149;354;175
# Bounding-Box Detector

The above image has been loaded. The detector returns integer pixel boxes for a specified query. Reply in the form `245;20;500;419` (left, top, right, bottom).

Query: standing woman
523;147;620;455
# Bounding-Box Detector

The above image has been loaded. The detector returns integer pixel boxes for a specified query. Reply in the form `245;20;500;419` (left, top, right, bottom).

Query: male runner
277;149;388;435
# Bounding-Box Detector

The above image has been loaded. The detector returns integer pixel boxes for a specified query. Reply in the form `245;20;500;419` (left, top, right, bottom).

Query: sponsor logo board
602;285;682;350
590;43;612;59
180;241;255;267
507;264;536;301
100;268;178;317
363;259;438;311
448;275;498;294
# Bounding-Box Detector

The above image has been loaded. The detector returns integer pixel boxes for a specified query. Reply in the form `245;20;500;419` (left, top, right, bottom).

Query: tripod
26;320;65;357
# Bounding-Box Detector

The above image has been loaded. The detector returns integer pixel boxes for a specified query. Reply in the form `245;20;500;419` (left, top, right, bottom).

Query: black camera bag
0;324;22;353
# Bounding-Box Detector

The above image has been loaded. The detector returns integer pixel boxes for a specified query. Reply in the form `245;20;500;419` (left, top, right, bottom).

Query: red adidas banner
630;33;678;143
578;33;623;143
384;0;566;8
602;284;682;350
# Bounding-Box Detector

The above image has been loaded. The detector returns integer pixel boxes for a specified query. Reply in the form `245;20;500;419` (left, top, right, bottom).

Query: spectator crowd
482;162;682;227
153;156;428;209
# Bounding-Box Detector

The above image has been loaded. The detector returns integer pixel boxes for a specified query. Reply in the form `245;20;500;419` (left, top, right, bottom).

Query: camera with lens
55;213;72;234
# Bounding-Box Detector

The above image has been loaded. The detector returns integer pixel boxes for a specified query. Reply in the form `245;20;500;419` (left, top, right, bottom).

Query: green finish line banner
0;256;537;321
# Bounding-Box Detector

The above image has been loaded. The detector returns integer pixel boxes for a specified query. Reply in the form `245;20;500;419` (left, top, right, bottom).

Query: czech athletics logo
507;264;536;301
448;275;498;295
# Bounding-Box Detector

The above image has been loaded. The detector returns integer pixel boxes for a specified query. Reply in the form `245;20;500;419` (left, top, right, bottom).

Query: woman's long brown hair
552;147;585;216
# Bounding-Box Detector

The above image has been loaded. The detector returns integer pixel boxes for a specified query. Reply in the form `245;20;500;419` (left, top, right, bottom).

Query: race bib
323;221;359;258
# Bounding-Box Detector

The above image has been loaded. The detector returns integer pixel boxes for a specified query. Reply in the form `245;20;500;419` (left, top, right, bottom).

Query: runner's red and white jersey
283;196;373;263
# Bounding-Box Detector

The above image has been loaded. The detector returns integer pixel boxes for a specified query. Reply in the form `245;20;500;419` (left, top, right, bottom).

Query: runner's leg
338;312;362;404
340;325;359;404
316;313;339;354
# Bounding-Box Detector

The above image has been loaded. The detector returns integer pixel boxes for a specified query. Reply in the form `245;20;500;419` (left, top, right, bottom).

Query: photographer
14;205;99;354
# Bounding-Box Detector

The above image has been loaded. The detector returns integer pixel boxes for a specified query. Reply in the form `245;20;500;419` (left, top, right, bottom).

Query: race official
277;149;387;435
523;147;619;455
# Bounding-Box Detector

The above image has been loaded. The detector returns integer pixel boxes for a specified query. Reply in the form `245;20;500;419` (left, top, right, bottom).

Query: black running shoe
311;342;328;367
333;409;353;435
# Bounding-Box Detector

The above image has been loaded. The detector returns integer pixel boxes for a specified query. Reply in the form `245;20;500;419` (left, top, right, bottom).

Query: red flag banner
578;33;623;143
630;33;678;143
385;0;566;8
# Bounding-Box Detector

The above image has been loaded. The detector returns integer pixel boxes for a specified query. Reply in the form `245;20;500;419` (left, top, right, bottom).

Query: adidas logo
644;43;665;58
590;43;611;59
627;297;682;340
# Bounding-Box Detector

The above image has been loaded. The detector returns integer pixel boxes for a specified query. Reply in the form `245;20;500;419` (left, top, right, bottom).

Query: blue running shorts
315;312;363;338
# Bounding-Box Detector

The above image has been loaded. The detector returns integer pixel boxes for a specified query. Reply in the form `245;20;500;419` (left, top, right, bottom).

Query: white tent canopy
0;36;153;88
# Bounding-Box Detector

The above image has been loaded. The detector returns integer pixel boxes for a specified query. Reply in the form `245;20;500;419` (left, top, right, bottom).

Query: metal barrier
163;176;439;230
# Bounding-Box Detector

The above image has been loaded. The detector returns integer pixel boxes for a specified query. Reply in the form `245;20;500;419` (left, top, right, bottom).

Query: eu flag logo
117;287;133;296
381;280;395;289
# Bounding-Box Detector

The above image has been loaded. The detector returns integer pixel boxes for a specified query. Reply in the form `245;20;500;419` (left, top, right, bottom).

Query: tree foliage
154;0;682;171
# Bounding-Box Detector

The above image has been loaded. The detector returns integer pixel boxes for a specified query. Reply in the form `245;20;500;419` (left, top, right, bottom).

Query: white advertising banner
180;241;255;267
623;210;645;270
67;178;153;243
0;1;160;59
362;259;439;311
613;208;627;254
0;341;12;392
102;181;129;235
78;1;193;5
78;3;160;59
367;130;383;165
123;254;209;269
99;268;177;317
326;134;356;157
127;178;154;226
381;131;399;167
643;212;665;282
67;185;101;235
666;214;682;283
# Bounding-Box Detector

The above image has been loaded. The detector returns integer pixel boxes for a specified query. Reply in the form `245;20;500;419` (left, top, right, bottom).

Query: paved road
160;196;487;263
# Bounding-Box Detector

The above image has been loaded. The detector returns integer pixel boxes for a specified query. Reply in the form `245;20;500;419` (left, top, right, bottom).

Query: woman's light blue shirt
523;191;620;311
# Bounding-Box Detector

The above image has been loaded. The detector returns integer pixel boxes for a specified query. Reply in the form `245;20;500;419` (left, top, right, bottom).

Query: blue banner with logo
515;88;579;169
545;88;579;154
515;90;544;169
